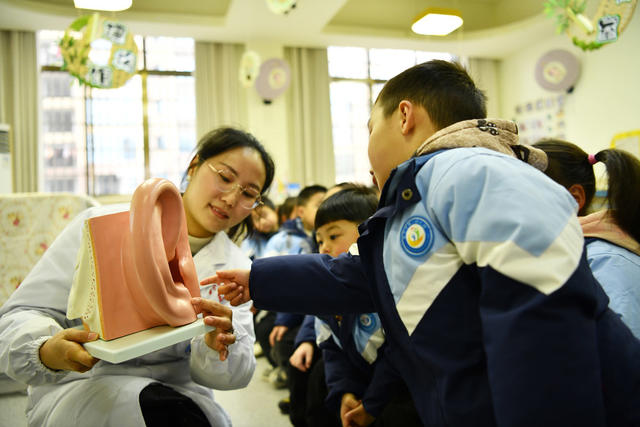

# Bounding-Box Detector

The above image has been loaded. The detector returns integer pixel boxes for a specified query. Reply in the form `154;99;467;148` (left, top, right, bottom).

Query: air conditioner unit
0;124;11;193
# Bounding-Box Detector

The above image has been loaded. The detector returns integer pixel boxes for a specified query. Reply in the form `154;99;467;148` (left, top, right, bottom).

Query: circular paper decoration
59;13;138;89
266;0;297;15
544;0;637;51
255;58;291;104
239;50;262;88
535;49;580;92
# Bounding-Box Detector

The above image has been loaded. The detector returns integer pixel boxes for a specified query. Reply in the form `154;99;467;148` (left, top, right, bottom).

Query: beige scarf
580;210;640;256
415;118;548;172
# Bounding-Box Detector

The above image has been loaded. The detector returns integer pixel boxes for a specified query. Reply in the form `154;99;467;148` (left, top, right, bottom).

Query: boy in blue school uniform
210;60;640;426
262;185;327;390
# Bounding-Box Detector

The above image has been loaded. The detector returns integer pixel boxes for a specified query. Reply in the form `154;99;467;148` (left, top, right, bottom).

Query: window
327;47;456;184
38;30;196;196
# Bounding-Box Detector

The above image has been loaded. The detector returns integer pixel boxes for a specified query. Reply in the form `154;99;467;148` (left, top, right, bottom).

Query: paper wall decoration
59;13;138;89
255;58;291;104
239;50;262;88
534;49;581;92
544;0;637;51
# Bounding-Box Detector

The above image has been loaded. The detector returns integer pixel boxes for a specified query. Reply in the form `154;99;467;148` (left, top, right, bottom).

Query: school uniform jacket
249;147;640;426
0;204;256;427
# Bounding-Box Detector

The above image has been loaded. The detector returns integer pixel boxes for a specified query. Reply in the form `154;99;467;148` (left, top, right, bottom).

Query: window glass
144;36;195;72
327;46;368;79
368;48;417;81
38;31;196;196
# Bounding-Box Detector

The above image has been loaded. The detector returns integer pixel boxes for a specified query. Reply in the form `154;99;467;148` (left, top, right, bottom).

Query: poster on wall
513;95;567;145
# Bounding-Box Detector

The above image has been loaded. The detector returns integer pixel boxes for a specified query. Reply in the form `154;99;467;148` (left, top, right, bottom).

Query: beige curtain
0;30;39;192
194;42;248;139
467;58;501;119
284;47;335;187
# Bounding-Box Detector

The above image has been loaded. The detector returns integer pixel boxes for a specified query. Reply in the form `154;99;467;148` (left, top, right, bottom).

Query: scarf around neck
580;210;640;256
415;118;548;171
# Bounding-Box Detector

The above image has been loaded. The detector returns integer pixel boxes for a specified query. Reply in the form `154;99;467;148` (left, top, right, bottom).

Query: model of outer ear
67;178;200;340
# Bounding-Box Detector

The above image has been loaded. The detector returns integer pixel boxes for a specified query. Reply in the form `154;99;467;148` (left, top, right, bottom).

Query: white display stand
82;320;214;364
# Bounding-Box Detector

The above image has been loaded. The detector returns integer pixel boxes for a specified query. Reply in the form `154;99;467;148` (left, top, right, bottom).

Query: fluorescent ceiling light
74;0;132;12
411;8;463;36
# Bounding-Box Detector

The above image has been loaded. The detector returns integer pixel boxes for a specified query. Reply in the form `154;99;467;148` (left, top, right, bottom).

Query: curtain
0;30;39;192
194;41;248;139
467;58;501;119
284;47;335;187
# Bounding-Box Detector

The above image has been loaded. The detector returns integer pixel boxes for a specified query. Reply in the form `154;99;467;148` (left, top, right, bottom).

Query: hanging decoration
239;50;262;88
265;0;297;15
59;13;138;89
254;58;291;104
543;0;637;51
534;49;581;92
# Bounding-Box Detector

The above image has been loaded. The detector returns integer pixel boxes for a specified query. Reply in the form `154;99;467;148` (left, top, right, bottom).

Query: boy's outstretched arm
202;270;250;306
213;253;375;316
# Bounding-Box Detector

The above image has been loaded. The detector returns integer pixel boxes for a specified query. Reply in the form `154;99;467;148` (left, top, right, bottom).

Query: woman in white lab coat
0;127;275;426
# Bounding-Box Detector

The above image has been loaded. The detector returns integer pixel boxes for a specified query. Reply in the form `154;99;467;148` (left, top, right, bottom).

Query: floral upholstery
0;193;99;307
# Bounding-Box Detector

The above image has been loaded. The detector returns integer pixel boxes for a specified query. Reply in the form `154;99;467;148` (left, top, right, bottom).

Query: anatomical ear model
67;178;200;340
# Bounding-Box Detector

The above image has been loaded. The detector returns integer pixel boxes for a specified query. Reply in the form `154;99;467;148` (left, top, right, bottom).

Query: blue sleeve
274;312;305;328
250;253;375;315
429;152;607;425
294;315;316;347
321;340;368;414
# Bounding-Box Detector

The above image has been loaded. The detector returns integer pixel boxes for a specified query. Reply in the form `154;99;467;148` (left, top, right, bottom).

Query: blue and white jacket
249;121;640;426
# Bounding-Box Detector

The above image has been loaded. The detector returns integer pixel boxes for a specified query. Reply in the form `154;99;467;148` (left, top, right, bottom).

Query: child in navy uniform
210;61;640;426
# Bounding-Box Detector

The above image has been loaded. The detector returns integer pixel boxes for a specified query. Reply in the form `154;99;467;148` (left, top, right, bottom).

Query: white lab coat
0;204;256;426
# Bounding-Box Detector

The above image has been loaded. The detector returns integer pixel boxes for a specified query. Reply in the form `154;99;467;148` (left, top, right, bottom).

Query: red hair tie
588;154;597;165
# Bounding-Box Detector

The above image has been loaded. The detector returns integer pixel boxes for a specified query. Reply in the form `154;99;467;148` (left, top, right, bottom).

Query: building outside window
327;46;456;185
38;31;196;196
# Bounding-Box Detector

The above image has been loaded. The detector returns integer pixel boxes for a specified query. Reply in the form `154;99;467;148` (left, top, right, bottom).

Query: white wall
498;6;640;155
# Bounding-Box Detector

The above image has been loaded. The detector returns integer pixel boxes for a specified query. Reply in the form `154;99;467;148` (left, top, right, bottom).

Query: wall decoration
544;0;637;51
266;0;297;15
610;129;640;159
255;58;291;104
59;13;138;89
239;50;262;88
513;94;567;146
534;49;581;92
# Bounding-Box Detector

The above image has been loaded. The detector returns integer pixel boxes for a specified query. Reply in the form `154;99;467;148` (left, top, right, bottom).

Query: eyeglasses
207;163;263;210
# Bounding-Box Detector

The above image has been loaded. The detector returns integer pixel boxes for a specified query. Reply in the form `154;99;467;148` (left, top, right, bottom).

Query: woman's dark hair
185;127;275;240
315;184;379;230
534;138;640;242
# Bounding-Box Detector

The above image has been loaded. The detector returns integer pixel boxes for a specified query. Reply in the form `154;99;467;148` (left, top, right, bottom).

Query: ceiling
0;0;556;58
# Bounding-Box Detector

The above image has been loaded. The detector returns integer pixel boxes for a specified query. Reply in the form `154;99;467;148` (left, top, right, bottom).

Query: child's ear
568;184;586;212
187;155;200;176
398;100;415;135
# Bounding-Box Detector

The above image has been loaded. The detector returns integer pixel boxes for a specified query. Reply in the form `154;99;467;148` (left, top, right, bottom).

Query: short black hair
376;60;486;130
315;185;378;230
297;185;327;207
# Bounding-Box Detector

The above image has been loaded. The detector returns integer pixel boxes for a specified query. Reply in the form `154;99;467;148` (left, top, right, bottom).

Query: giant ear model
67;178;199;340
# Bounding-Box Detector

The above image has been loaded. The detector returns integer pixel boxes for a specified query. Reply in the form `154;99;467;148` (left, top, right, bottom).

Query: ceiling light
411;8;463;36
74;0;132;12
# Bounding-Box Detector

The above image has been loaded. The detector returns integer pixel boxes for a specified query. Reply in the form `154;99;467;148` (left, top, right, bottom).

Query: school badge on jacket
400;216;433;256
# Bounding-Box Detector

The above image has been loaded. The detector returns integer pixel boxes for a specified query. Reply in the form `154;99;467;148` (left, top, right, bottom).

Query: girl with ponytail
534;139;640;338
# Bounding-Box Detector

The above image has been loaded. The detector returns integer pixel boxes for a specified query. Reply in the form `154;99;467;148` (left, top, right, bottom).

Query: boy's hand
289;342;314;372
201;269;251;306
39;328;101;372
344;402;375;427
340;393;361;427
191;297;235;361
269;325;288;346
